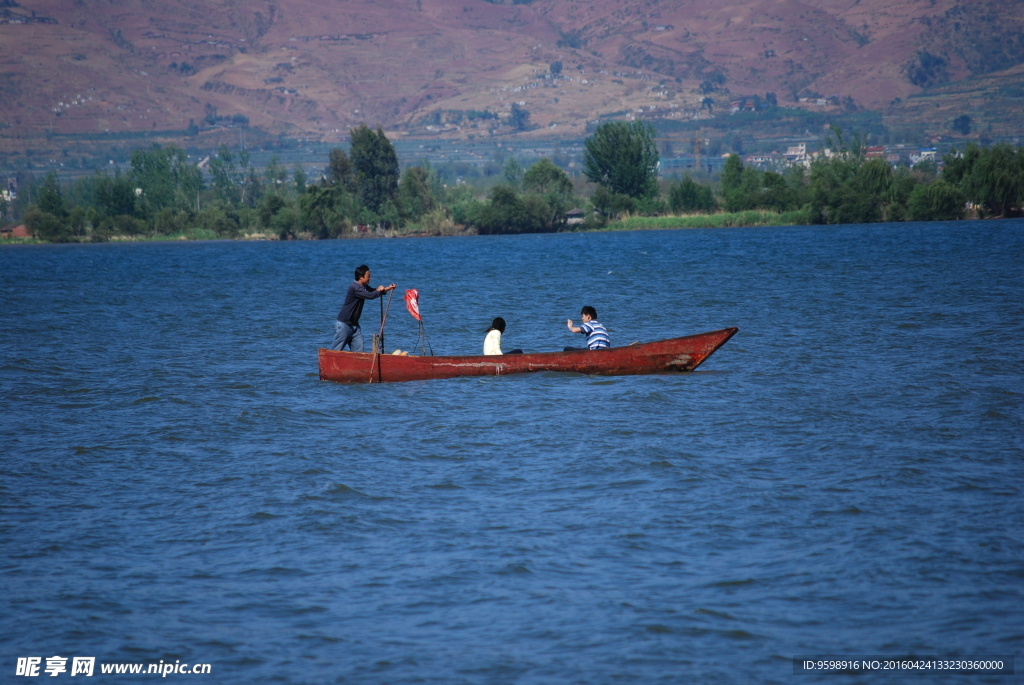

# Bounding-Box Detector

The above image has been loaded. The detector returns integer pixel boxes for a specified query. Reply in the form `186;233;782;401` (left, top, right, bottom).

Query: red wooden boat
318;327;738;383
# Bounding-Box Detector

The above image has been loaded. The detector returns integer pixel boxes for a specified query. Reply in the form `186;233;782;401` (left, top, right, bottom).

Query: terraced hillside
1;0;1022;153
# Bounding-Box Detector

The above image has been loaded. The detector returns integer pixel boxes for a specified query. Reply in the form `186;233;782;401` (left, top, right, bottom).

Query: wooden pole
369;289;395;383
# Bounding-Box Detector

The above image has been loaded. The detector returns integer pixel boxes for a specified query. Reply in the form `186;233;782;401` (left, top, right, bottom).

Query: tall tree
25;172;70;241
131;144;202;214
209;146;241;207
130;145;175;213
95;171;138;218
807;154;912;223
263;156;287;195
37;172;67;218
327;148;357;193
502;157;524;189
944;143;1024;217
668;175;717;214
908;180;966;221
722;155;801;213
293;165;307;194
24;206;69;241
349;125;399;215
398;166;434;220
243;166;263;208
721;154;744;197
522;158;572;196
583;120;659;198
523;158;575;229
472;185;549;235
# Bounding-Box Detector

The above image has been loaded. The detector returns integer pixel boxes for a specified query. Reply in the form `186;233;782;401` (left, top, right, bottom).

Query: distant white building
785;143;807;160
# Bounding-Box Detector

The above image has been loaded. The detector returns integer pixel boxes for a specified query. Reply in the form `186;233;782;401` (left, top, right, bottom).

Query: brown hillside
1;0;1022;151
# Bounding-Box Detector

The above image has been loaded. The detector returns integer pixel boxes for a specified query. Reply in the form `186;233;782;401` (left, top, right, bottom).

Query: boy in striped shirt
566;306;611;350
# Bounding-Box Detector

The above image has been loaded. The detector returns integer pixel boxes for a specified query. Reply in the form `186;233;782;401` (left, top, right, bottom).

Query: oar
369;288;395;383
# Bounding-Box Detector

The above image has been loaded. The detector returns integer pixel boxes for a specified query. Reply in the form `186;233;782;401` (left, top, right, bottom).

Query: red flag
404;289;421;321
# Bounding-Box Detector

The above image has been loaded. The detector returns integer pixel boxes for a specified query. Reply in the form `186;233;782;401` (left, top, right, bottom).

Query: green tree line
8;122;1023;242
668;130;1023;224
11;122;582;241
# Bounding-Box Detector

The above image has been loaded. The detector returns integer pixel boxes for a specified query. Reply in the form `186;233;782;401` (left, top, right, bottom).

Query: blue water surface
2;221;1023;684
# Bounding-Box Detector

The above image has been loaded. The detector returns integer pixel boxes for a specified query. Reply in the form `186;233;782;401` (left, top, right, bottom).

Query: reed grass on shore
3;210;814;245
604;210;808;231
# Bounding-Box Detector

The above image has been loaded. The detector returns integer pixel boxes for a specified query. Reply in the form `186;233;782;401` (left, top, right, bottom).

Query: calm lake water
2;221;1023;683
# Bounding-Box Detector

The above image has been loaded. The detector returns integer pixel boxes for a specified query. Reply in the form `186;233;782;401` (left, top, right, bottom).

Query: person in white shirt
483;317;522;355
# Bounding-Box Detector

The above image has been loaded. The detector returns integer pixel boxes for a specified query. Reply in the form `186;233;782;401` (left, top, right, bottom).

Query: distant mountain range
1;0;1022;151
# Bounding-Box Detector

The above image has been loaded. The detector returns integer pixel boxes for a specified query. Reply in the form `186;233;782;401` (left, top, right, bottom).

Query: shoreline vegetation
10;208;1021;247
3;122;1022;245
0;211;804;245
605;210;808;231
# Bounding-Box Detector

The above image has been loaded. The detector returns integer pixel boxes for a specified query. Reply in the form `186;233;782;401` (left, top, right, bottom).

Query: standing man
331;264;396;352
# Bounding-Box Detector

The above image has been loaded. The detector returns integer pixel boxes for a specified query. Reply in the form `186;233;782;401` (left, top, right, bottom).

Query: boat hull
318;327;738;383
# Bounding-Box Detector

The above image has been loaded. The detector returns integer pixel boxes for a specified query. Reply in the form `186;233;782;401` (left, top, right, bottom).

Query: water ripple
2;222;1023;682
